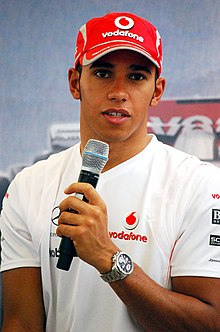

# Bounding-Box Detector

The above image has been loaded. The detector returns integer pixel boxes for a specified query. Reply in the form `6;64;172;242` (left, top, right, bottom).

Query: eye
128;73;147;81
94;70;111;78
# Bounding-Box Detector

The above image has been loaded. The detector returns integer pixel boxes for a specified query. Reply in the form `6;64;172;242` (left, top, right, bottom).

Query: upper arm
172;276;220;326
2;267;45;331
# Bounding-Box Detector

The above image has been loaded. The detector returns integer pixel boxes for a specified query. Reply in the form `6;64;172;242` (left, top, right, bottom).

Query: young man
1;12;220;331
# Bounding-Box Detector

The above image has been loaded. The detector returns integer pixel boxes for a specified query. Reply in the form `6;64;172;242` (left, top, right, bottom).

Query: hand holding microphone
56;139;109;271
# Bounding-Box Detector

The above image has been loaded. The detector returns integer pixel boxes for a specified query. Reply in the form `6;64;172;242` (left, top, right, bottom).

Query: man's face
71;50;163;148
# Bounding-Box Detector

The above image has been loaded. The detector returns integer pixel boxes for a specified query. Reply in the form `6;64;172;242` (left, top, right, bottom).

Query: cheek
134;91;153;111
133;83;155;101
80;86;103;113
80;80;97;98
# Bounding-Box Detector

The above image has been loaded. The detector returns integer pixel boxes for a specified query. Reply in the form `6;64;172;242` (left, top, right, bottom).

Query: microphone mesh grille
82;139;109;173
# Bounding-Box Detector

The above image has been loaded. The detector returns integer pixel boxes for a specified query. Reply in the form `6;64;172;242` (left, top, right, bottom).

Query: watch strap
100;251;133;283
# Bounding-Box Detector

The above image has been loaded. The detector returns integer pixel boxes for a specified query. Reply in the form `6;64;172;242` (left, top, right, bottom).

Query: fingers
56;182;118;271
59;182;106;218
59;195;84;215
58;182;107;229
64;182;103;206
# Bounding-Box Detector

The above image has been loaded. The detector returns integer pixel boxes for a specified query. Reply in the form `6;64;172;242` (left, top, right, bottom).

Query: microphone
56;139;109;271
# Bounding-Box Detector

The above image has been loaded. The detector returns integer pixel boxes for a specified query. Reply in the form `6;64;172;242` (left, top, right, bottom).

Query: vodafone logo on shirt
212;194;220;199
109;211;148;243
123;211;139;230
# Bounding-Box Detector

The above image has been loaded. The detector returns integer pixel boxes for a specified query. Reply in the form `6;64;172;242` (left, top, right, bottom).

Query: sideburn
150;73;159;104
76;64;82;101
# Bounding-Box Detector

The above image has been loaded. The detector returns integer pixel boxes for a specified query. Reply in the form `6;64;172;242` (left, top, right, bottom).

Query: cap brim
79;40;160;69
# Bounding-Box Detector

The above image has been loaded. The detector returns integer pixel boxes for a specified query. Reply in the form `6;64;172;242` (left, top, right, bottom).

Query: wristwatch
100;251;134;282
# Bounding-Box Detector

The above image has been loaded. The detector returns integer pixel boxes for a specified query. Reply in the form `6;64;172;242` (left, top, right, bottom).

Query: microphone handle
56;170;99;271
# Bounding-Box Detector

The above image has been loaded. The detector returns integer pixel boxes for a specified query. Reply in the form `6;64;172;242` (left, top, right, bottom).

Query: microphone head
82;139;109;174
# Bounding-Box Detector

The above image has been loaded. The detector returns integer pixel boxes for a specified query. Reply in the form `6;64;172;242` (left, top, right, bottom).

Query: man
1;12;220;331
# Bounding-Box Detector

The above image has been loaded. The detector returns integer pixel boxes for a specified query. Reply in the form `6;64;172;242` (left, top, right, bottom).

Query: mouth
101;109;131;125
102;109;130;118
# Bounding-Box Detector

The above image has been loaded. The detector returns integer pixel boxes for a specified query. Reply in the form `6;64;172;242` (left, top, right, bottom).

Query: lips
102;108;130;117
102;109;130;124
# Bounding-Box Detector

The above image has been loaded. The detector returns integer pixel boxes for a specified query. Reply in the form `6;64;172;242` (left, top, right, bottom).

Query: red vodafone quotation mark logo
123;211;139;230
212;194;220;199
114;16;134;30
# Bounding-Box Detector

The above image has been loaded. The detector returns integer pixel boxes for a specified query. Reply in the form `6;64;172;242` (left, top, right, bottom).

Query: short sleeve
171;164;220;278
1;171;40;272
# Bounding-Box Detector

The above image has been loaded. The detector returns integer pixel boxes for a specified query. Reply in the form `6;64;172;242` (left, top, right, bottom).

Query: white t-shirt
1;135;220;332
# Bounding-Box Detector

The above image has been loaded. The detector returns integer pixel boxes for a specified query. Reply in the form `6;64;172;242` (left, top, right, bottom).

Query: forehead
88;50;155;69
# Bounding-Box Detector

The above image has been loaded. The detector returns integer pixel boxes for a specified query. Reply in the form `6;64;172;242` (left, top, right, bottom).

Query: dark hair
76;63;82;79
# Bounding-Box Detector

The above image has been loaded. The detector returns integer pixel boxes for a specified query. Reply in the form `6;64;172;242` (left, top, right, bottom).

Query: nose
107;79;129;102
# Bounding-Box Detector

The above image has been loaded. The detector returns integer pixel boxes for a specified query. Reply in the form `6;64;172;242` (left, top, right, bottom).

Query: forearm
2;319;45;332
110;264;219;332
2;268;45;332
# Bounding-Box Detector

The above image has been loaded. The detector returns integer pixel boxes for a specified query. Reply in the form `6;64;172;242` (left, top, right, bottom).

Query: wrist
95;246;120;274
100;251;134;283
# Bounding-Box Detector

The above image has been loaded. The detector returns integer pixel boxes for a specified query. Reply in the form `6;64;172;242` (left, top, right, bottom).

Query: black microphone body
57;170;99;270
56;139;109;271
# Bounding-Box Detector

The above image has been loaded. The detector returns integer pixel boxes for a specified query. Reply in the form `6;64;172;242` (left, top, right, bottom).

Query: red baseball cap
74;12;163;76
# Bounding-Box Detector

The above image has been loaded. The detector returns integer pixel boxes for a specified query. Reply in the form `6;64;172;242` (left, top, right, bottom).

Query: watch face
117;253;133;274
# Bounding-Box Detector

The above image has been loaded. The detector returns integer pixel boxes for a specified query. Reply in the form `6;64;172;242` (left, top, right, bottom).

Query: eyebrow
90;60;114;69
90;60;152;74
130;64;152;74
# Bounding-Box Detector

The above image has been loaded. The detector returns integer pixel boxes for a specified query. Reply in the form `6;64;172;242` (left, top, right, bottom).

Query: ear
68;68;81;100
150;77;166;107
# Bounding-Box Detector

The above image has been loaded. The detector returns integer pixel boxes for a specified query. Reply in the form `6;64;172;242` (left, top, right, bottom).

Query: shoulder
6;144;80;202
2;144;81;225
17;144;79;182
153;137;220;197
153;136;205;176
157;136;219;172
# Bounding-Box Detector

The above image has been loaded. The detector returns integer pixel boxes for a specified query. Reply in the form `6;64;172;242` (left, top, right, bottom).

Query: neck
80;135;152;172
